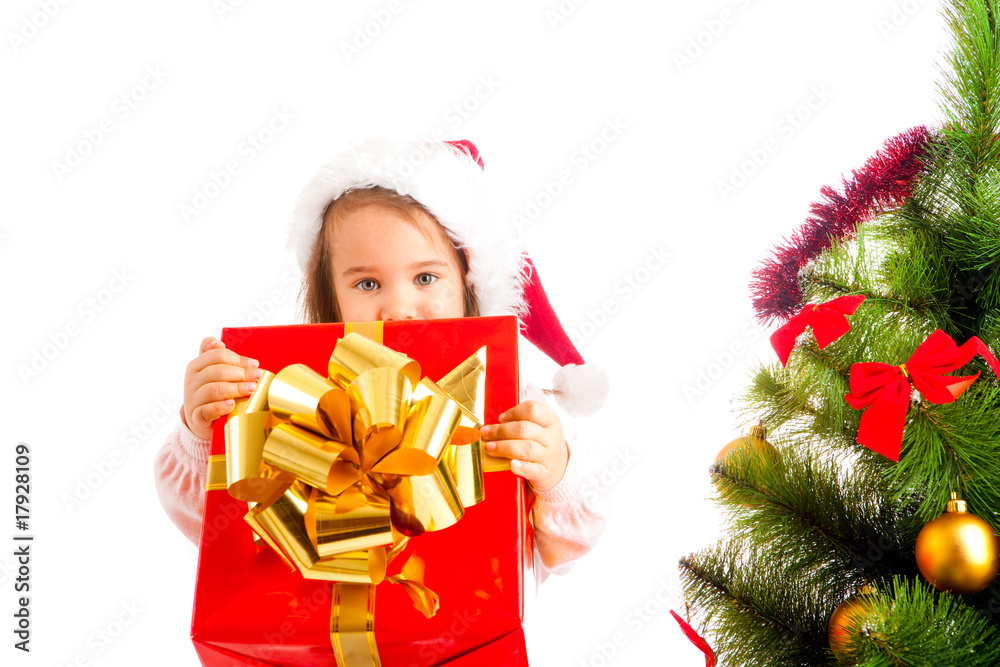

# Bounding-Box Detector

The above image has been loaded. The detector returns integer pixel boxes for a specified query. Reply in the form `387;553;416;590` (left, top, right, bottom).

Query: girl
154;137;609;575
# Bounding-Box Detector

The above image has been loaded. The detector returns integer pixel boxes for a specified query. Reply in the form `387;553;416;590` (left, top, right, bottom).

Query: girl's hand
480;400;568;493
183;337;262;441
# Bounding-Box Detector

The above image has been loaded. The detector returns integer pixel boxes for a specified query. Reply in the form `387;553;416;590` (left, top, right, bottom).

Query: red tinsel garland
750;126;933;322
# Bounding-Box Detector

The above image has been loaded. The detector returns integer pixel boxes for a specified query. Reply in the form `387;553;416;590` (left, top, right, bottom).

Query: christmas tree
679;1;1000;665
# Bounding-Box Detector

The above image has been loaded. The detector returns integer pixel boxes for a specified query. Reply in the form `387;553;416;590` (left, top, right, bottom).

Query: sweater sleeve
523;384;611;579
153;409;210;545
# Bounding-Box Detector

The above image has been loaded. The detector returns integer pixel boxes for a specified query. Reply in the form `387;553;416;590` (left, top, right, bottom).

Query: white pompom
552;364;609;416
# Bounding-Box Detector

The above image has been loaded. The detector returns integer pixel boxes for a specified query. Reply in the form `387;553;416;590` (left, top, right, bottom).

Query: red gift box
190;317;533;666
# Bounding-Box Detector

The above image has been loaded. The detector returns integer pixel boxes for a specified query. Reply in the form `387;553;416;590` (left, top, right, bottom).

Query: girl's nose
379;291;416;321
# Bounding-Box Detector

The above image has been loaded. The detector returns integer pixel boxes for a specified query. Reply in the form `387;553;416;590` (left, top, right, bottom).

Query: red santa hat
287;137;608;415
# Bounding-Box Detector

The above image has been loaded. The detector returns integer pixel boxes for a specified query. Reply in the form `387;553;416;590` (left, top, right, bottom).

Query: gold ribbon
332;583;378;666
220;329;489;666
205;455;228;491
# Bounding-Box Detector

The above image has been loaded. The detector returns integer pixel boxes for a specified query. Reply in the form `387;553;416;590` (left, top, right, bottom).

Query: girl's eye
415;273;438;286
356;279;379;292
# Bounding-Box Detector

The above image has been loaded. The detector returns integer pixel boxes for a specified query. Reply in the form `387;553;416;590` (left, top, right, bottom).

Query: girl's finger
509;459;546;484
196;363;264;385
192;399;236;427
199;336;225;354
484;438;537;463
193;380;257;407
480;420;546;446
189;347;259;374
498;400;555;427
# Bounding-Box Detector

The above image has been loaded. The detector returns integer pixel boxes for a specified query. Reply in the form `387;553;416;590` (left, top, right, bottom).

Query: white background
1;0;947;665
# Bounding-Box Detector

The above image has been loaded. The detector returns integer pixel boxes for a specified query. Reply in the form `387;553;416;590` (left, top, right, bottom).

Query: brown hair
300;186;479;323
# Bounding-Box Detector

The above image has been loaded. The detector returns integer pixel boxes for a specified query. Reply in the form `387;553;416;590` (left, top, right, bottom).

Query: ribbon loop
309;487;394;559
845;330;1000;460
770;295;865;366
329;332;421;388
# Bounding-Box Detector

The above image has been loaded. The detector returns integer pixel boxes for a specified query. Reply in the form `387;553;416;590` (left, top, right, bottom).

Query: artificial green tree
680;2;1000;664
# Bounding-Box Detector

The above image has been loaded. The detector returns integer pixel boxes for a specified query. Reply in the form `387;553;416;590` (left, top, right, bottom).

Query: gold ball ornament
915;492;1000;595
713;424;782;501
827;584;879;665
714;423;782;466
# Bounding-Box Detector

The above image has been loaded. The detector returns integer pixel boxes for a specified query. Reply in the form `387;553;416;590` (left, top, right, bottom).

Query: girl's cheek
429;282;465;319
336;293;369;322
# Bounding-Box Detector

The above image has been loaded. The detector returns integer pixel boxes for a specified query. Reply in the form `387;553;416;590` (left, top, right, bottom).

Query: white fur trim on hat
287;137;526;318
553;363;609;415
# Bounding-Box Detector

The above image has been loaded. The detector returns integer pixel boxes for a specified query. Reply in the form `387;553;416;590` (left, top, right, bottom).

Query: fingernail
510;460;522;469
484;441;496;452
247;358;260;368
246;382;258;394
223;399;235;410
250;369;264;381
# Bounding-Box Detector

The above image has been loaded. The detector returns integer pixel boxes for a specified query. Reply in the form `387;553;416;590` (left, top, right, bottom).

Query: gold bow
223;332;488;595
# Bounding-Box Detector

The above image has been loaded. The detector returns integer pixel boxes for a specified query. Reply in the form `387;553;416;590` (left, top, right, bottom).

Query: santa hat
287;137;608;415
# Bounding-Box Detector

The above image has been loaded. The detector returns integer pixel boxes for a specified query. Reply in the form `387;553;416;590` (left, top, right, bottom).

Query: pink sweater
153;387;609;576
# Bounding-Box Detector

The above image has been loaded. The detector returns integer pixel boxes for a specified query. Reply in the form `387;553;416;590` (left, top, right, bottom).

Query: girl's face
329;203;467;322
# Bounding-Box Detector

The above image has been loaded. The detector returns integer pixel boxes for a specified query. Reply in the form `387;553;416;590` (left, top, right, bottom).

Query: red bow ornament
844;329;1000;461
670;610;717;667
770;295;866;366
